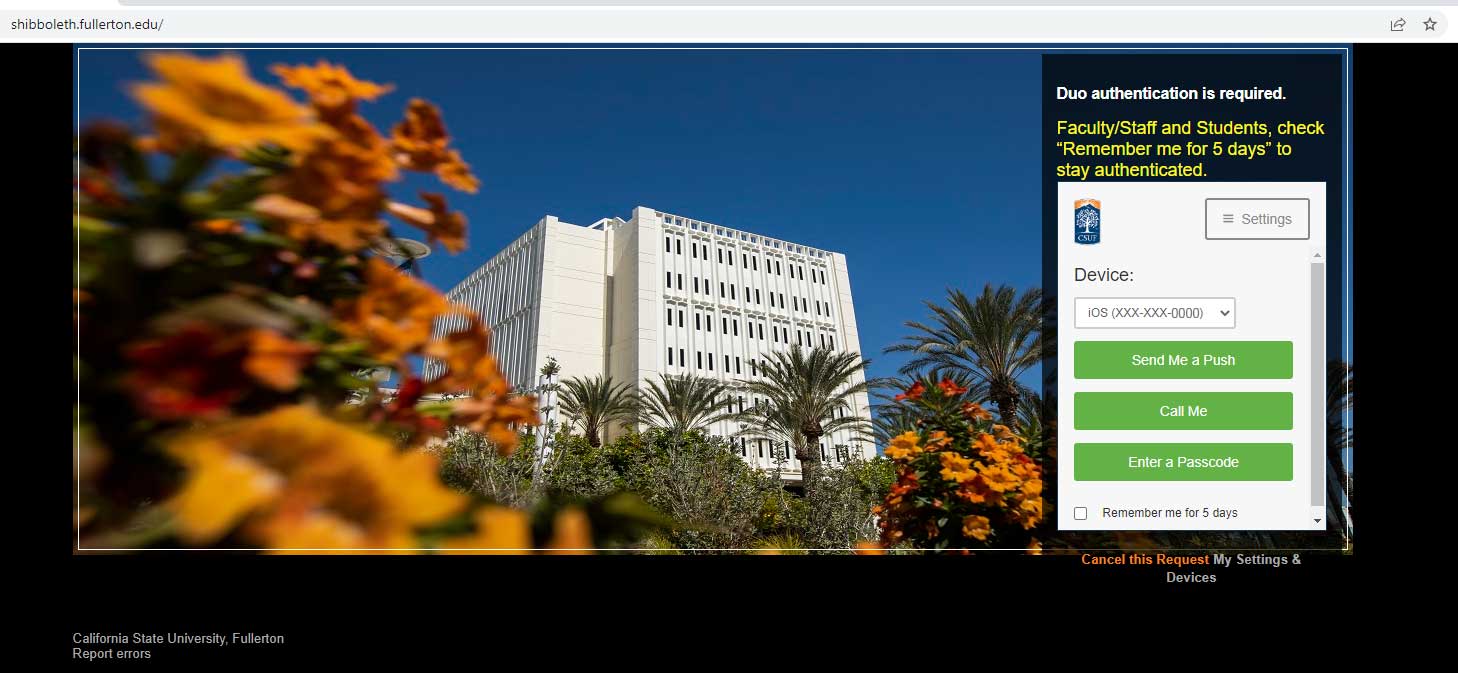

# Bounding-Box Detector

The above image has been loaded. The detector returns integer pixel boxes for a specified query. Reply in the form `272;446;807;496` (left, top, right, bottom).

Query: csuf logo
1074;198;1101;245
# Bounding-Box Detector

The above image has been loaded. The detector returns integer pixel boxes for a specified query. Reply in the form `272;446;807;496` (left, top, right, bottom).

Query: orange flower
937;379;968;396
387;192;466;253
440;506;532;554
423;315;500;393
334;258;455;361
272;61;394;112
977;463;1021;493
164;405;468;550
131;52;331;155
883;431;923;461
453;392;539;456
545;507;592;554
939;451;976;483
962;401;993;421
390;99;480;193
924;430;953;451
252;194;386;251
122;323;251;420
961;514;991;542
854;541;885;555
198;218;243;235
894;381;925;402
991;424;1018;440
242;329;317;391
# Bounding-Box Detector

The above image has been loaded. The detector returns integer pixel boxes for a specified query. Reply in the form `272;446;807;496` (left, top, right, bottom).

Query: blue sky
78;48;1043;387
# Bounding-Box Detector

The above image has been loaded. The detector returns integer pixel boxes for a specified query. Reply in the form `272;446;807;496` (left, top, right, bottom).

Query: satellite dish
370;237;432;261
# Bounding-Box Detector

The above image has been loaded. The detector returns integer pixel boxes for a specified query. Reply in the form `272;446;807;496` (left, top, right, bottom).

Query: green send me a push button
1074;443;1292;481
1075;341;1292;379
1074;392;1292;430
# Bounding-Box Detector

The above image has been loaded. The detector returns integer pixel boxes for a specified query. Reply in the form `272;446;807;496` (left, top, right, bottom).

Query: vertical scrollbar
1310;258;1326;527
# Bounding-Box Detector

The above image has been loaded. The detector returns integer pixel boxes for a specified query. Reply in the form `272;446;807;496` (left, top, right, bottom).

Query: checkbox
1074;507;1089;521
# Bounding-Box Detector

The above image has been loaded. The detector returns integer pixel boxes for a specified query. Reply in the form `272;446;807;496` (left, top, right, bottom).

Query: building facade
427;206;872;477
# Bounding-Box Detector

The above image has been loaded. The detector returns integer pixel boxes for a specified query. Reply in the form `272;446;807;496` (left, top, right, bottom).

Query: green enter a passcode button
1075;443;1292;481
1075;341;1292;379
1074;392;1292;430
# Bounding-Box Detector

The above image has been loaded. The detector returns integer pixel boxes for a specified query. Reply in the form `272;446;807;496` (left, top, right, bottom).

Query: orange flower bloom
272;61;394;112
453;392;539;456
390;99;480;193
939;451;976;483
334;258;455;361
961;514;991;542
894;381;925;402
252;194;386;251
164;405;468;550
440;506;532;554
883;431;923;461
242;329;317;391
198;218;243;235
424;315;502;393
937;379;968;396
387;192;466;254
131;52;332;155
546;507;592;554
854;541;885;555
962;401;993;421
924;430;953;451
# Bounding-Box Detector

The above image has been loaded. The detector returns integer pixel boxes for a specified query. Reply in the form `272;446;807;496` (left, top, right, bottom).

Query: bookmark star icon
1424;17;1438;31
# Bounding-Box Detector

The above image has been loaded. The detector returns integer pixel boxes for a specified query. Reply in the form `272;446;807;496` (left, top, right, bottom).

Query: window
692;242;697;259
696;351;702;369
732;320;739;336
718;249;723;263
772;326;779;343
665;236;671;253
728;251;734;265
757;440;764;458
829;335;834;349
751;361;758;376
695;313;701;331
667;307;672;325
693;277;699;293
678;310;684;327
735;357;741;373
755;289;761;304
796;330;802;346
667;347;674;365
708;353;714;370
731;285;737;300
677;274;683;290
722;317;728;333
724;355;729;371
752;256;758;271
779;293;786;307
679;348;685;365
704;277;710;294
676;239;682;255
720;282;725;298
666;271;672;287
776;261;782;275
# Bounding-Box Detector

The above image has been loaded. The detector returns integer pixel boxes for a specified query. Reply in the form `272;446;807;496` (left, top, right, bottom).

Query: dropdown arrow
1220;310;1230;316
1314;518;1322;523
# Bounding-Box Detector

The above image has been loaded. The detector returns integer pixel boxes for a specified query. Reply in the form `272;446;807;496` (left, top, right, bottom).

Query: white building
427;206;872;477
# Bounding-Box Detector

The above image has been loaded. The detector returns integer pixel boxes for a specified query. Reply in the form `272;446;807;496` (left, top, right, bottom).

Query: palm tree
738;345;873;488
556;375;638;447
885;284;1045;428
637;374;739;437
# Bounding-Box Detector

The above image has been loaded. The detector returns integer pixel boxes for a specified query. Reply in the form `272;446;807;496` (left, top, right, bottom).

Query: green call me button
1075;443;1293;481
1075;341;1292;379
1074;391;1292;430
